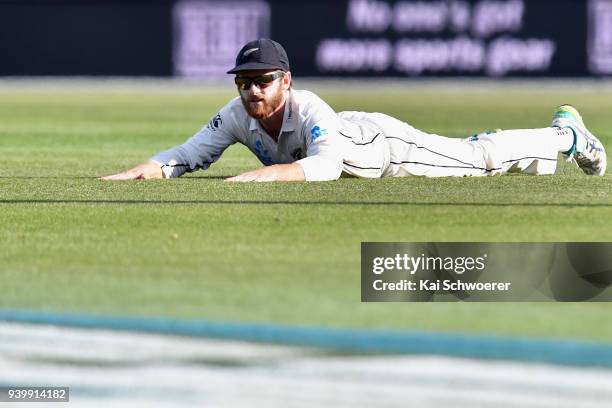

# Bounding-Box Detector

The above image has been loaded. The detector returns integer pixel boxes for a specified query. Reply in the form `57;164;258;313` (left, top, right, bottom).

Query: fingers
225;172;260;182
101;162;164;180
253;172;277;182
225;167;280;182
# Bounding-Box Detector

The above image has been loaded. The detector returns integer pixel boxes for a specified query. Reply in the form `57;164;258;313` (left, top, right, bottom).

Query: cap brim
227;62;288;74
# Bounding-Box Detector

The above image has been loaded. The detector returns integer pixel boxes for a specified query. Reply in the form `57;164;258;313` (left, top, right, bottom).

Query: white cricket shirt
151;89;391;181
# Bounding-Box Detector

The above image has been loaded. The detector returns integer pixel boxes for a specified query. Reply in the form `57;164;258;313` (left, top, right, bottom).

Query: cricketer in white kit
102;39;607;182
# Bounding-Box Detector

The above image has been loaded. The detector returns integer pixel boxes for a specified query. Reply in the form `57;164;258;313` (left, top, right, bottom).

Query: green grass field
1;82;611;342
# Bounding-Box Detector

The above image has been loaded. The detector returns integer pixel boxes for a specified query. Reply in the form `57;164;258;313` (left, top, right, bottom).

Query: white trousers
369;113;565;177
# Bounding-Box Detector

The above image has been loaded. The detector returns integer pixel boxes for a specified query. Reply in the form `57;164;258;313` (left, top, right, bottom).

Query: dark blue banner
0;0;611;77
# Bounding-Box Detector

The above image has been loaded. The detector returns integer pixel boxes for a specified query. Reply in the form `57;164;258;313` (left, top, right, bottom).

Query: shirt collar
249;116;258;131
280;89;296;133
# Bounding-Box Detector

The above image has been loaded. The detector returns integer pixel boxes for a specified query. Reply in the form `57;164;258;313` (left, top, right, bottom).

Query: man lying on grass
102;39;607;182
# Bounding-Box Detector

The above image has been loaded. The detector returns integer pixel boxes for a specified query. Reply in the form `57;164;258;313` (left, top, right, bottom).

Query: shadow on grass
0;176;233;180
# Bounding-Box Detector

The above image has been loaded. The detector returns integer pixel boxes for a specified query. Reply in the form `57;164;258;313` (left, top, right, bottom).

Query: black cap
227;39;290;74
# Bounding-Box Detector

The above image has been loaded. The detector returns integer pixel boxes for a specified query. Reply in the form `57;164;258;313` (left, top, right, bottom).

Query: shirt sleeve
295;101;344;182
151;102;238;178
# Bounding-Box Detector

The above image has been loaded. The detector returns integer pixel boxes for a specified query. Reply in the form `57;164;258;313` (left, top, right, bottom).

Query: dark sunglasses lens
235;72;283;89
253;75;275;86
235;77;252;89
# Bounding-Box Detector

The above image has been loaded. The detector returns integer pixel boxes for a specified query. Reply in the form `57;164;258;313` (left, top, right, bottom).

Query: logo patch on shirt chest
254;139;274;165
290;147;304;160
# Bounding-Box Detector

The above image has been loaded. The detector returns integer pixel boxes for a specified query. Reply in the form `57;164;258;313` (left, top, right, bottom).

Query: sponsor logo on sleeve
207;113;223;131
310;125;328;142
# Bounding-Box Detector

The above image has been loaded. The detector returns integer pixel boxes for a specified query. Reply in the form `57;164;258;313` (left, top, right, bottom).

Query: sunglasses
234;71;285;90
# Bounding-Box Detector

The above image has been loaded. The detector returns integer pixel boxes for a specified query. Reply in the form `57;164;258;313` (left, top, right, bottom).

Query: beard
240;87;285;120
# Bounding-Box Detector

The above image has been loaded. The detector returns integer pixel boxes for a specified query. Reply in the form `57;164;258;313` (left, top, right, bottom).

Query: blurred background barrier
1;0;612;78
3;322;612;408
3;310;612;368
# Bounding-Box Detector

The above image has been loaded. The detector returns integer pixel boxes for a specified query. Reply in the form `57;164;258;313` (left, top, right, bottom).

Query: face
236;70;291;120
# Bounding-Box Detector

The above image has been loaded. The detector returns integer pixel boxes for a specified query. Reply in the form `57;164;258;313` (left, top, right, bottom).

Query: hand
225;167;277;182
101;161;164;180
225;163;305;182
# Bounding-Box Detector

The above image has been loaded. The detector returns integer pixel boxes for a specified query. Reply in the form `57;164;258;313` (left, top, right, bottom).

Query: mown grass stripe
0;199;609;207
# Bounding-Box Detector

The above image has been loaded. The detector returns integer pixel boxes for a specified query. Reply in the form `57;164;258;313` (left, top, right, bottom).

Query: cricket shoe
551;104;607;176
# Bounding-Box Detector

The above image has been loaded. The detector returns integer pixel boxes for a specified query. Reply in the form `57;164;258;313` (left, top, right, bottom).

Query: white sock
553;127;578;154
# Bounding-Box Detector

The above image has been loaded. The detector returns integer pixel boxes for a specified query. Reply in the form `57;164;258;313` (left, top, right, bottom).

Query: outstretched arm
225;163;305;182
101;160;164;180
103;102;239;181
